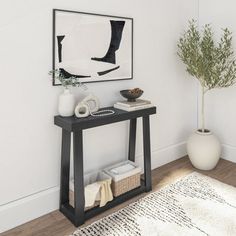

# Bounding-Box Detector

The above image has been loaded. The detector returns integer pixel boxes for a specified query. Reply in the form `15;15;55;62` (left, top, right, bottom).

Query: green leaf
177;19;236;90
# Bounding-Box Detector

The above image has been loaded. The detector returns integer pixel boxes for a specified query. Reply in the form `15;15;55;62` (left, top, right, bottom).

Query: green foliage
177;20;236;92
49;69;87;90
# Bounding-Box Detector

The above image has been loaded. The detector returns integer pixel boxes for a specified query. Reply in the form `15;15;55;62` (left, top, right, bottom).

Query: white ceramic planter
187;130;221;170
58;88;75;117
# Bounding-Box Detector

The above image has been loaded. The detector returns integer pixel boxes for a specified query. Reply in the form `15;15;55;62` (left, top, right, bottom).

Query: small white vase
58;88;75;117
187;130;221;170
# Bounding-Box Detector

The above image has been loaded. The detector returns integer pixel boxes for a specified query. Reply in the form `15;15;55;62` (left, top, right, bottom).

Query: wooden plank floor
2;157;236;236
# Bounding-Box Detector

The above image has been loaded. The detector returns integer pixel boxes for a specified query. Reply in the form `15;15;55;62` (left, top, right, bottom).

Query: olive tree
178;20;236;132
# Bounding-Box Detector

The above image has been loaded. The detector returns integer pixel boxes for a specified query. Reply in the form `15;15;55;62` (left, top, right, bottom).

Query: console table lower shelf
60;180;146;225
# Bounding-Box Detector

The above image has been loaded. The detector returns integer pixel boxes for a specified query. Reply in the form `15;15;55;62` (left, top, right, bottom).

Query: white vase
58;88;75;117
187;130;221;170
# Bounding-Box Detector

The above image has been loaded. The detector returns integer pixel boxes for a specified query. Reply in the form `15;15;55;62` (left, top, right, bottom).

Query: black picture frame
52;9;133;86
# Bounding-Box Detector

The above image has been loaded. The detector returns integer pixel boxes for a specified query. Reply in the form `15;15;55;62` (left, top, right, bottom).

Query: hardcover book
116;99;151;108
114;103;153;111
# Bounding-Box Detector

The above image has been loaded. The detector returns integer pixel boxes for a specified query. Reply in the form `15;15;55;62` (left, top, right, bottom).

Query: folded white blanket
84;182;101;207
110;163;135;175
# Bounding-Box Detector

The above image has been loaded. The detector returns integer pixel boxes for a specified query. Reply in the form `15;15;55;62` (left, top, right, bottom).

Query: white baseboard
0;187;60;233
221;144;236;163
136;141;187;171
151;142;187;169
0;142;186;233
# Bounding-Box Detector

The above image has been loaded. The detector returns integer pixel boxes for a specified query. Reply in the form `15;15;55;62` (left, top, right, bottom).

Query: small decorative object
74;103;90;118
75;94;100;118
120;88;143;102
49;69;86;117
82;94;100;113
52;9;133;85
90;109;115;117
178;20;236;170
75;94;115;118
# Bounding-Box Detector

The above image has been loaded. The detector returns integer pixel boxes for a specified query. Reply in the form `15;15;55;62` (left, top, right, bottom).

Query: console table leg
143;116;152;192
60;129;71;207
128;118;137;162
73;130;85;226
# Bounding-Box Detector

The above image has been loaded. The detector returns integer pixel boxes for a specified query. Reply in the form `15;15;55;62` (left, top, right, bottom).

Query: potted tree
177;20;236;170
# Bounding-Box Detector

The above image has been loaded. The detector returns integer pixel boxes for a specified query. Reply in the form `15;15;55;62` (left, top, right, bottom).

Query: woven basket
111;173;141;197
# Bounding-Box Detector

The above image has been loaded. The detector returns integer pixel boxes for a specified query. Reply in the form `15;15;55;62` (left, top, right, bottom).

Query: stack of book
114;99;153;111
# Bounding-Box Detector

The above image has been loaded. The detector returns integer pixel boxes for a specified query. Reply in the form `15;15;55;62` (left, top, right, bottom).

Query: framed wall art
52;9;133;85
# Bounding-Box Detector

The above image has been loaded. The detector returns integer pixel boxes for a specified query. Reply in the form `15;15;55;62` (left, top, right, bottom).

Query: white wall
0;0;198;232
199;0;236;163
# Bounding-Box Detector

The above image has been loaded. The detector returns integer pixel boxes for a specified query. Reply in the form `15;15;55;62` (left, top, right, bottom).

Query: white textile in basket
104;161;141;182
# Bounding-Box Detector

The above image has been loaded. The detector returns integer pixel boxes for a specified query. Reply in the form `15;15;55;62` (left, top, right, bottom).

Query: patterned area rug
71;172;236;236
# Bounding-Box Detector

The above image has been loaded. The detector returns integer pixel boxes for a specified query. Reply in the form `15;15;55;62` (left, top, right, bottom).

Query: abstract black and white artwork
52;9;133;85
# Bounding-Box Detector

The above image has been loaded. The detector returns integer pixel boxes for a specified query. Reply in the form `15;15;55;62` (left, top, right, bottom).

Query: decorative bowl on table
120;88;143;102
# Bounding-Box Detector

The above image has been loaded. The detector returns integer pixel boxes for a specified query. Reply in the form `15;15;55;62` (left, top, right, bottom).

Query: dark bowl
120;89;143;102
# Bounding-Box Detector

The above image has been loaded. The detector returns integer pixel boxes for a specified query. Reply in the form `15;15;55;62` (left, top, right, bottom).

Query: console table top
54;106;156;131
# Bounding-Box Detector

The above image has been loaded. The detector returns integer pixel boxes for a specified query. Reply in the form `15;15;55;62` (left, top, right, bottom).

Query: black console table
54;106;156;227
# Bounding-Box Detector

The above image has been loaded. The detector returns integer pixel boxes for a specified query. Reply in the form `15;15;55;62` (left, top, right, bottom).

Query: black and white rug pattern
71;173;236;236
